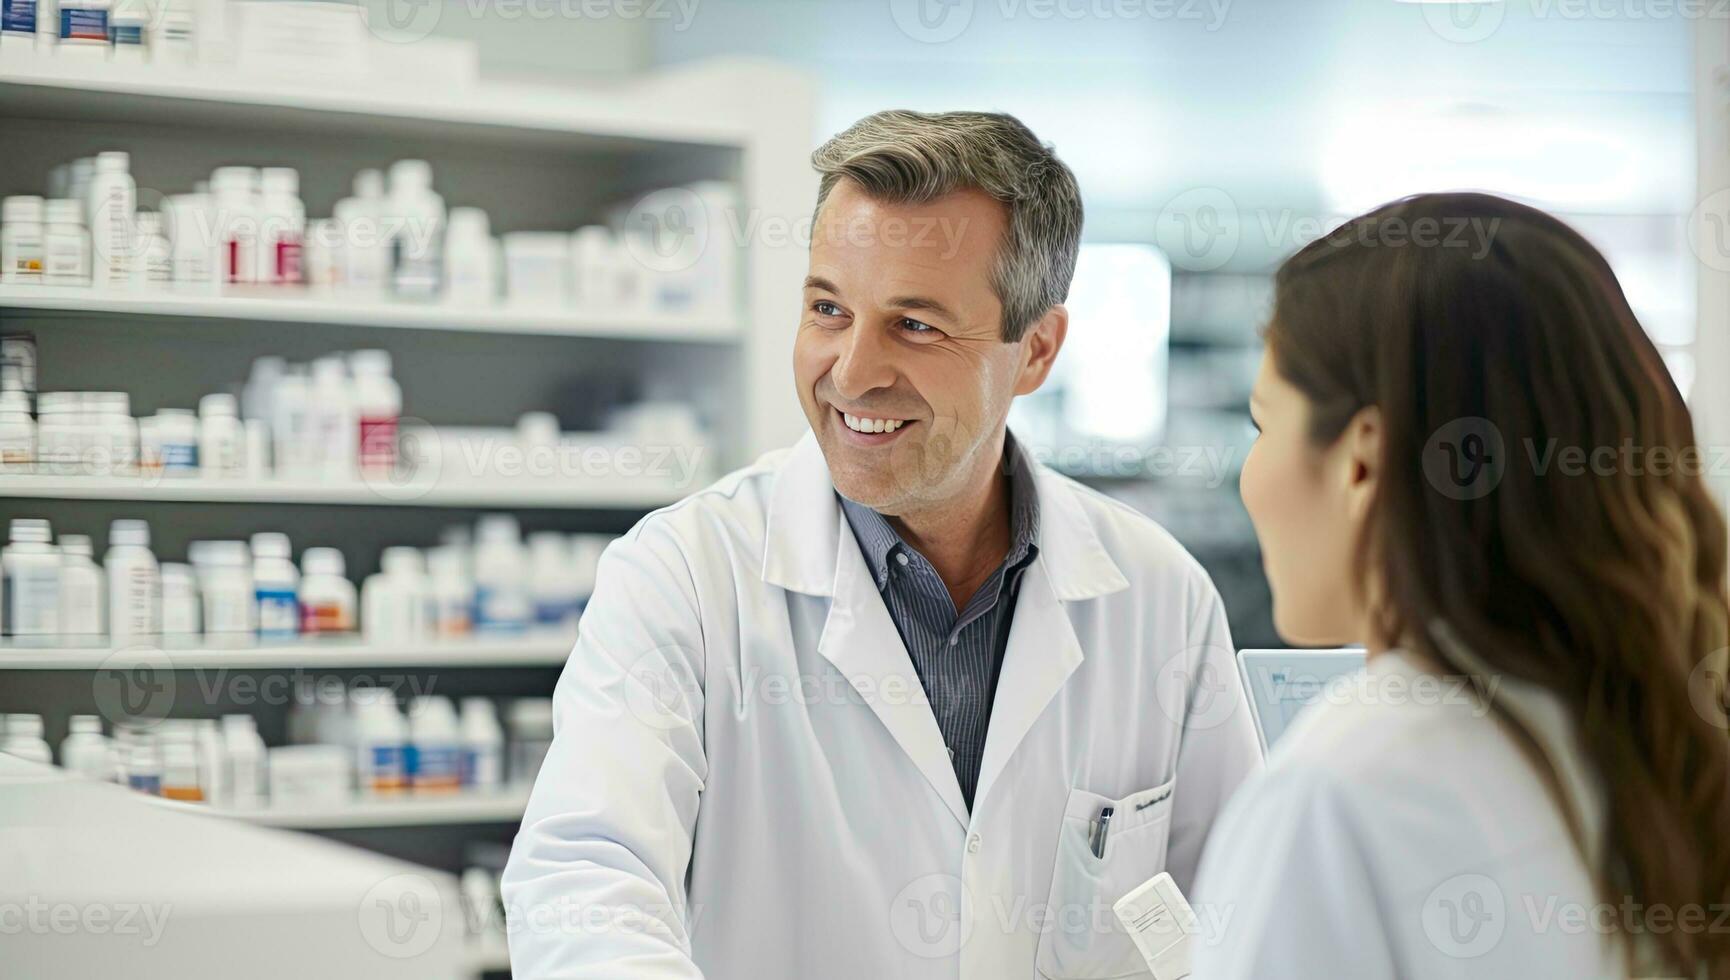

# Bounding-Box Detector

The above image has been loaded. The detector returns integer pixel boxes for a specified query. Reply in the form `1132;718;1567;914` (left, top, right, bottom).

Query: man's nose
830;324;898;400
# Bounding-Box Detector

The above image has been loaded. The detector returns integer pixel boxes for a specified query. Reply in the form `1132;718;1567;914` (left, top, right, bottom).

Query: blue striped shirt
838;433;1040;808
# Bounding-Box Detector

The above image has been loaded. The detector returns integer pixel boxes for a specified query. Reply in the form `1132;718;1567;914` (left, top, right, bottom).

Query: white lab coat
1190;649;1627;979
503;432;1262;980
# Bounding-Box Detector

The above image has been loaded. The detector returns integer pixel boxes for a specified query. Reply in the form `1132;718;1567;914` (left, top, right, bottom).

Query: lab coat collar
818;505;973;827
816;507;1083;829
761;431;844;595
763;430;1130;824
970;555;1086;812
760;430;1130;601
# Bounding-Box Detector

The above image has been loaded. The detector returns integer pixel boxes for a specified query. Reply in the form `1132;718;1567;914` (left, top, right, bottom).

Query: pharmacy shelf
0;285;738;342
168;785;533;829
0;55;751;149
0;634;575;669
0;57;815;461
0;472;696;509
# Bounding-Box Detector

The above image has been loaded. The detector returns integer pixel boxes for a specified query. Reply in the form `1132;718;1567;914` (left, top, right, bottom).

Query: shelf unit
0;285;739;342
166;785;533;829
0;472;695;508
0;634;574;669
0;56;814;459
0;55;753;147
0;58;816;980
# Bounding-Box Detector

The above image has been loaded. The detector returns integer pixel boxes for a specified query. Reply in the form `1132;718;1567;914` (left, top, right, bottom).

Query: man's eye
900;318;935;334
812;301;844;317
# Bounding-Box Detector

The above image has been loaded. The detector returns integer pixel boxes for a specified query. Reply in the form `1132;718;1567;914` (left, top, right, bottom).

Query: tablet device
1235;648;1366;755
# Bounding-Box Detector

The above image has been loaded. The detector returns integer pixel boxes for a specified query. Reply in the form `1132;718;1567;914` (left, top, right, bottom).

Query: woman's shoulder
1267;649;1504;778
1242;648;1597;893
1193;651;1621;979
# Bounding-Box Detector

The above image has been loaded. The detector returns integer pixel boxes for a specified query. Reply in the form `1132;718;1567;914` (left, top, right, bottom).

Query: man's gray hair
810;109;1084;343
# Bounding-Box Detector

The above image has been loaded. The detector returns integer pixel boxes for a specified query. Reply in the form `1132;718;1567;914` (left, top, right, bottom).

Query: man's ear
1341;404;1382;522
1014;305;1068;396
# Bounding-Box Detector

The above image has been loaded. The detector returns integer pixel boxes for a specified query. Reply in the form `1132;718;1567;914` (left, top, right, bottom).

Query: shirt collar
838;430;1042;591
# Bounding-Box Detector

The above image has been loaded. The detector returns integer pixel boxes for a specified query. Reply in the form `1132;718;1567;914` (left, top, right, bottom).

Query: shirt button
896;552;910;566
967;834;981;854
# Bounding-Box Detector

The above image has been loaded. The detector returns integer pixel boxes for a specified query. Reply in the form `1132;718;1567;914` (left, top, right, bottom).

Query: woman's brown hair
1267;192;1730;974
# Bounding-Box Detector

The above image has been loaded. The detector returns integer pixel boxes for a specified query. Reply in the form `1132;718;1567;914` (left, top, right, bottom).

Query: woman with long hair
1191;192;1730;977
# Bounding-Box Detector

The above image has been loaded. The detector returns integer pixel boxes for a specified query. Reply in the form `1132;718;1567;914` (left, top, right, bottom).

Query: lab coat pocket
1034;778;1177;980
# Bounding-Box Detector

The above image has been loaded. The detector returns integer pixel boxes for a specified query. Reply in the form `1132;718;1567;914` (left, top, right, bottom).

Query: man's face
795;180;1040;515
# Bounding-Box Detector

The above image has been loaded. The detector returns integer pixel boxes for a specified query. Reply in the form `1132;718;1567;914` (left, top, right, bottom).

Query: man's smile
833;406;917;446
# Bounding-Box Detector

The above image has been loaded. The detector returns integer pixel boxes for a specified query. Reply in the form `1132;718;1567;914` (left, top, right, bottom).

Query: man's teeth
842;412;905;434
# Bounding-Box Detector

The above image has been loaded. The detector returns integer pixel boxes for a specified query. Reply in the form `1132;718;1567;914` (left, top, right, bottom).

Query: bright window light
1321;102;1662;215
1013;243;1171;450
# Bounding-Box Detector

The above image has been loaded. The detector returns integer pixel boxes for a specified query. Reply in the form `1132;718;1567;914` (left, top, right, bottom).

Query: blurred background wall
620;0;1700;646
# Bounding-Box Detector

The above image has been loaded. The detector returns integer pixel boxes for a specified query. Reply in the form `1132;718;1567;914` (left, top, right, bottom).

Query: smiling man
504;110;1261;980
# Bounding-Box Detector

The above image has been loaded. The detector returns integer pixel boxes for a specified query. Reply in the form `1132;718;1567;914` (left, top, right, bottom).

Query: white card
1112;872;1198;980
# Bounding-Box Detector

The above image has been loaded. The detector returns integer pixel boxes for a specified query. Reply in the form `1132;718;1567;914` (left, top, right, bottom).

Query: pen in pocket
1089;805;1115;858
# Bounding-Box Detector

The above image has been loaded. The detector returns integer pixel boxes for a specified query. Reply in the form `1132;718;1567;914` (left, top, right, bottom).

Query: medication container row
0;689;554;806
0;151;740;318
0;331;712;485
0;513;613;642
0;344;402;480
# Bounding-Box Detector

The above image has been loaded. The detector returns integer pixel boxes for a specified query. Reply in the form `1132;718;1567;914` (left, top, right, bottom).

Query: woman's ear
1341;405;1382;522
